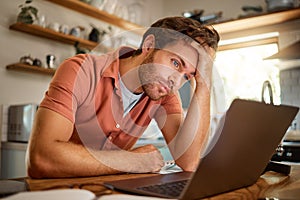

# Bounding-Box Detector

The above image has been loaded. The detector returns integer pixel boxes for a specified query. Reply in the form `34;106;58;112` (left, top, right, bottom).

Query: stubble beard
138;52;163;101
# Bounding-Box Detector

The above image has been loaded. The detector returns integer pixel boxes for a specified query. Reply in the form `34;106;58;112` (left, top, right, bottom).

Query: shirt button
116;123;120;128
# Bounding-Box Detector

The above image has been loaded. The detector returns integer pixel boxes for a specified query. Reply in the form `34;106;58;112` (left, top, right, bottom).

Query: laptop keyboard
137;179;188;198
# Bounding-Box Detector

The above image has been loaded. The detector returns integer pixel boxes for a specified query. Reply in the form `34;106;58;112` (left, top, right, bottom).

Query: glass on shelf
127;2;144;25
89;0;105;9
102;0;117;14
114;4;129;21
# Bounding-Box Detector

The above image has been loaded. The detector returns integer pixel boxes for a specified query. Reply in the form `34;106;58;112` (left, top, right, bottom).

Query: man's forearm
27;141;121;178
27;141;163;178
169;85;211;171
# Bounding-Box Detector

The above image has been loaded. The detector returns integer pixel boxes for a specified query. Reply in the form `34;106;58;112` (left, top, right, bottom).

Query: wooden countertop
24;165;300;199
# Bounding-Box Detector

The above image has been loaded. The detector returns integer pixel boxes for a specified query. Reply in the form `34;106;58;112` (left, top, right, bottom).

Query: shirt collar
102;46;136;90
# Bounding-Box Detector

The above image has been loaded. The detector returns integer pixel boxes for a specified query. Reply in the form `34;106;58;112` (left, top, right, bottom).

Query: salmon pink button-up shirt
40;47;182;150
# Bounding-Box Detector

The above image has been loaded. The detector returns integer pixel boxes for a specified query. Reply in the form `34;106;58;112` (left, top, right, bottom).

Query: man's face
138;41;198;100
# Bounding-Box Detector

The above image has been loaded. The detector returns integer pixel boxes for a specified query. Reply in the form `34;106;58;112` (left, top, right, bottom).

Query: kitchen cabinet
1;142;27;179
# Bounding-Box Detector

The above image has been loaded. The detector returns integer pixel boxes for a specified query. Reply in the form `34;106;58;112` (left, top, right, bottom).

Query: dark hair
133;16;220;56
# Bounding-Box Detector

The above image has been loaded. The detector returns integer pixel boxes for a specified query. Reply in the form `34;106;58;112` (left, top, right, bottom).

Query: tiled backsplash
280;67;300;130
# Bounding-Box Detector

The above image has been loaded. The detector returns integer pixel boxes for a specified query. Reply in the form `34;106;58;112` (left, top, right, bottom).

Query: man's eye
172;59;180;69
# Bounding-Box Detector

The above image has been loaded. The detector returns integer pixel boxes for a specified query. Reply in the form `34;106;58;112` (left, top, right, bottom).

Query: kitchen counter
22;165;300;199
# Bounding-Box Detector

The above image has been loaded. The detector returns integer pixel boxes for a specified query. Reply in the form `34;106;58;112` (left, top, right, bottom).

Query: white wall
0;0;94;105
0;0;163;106
281;68;300;130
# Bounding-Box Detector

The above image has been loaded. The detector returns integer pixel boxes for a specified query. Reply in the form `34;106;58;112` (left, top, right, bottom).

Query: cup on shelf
33;58;42;67
48;22;60;32
37;15;46;28
59;24;69;34
46;54;56;69
69;27;81;37
19;55;34;65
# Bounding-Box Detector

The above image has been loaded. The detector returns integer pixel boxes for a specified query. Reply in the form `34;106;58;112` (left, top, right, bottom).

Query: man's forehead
191;40;216;59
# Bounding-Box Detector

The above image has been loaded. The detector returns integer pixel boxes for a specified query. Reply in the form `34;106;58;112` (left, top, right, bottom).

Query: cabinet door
1;143;27;179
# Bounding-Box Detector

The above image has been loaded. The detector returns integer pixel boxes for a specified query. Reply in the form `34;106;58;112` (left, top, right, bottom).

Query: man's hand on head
191;41;215;90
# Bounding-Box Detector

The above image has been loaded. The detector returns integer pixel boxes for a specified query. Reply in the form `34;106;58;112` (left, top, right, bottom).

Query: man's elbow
179;165;197;172
176;160;199;172
26;151;54;178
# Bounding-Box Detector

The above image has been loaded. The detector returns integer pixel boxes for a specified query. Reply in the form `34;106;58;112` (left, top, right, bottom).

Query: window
214;33;280;109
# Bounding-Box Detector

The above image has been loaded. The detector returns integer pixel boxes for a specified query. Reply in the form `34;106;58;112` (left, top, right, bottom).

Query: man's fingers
190;41;214;88
129;144;165;173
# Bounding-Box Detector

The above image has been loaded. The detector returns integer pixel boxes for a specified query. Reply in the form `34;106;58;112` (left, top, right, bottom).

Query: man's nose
168;71;186;91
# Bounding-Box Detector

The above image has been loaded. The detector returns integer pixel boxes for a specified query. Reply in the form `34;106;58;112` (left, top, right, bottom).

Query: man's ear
142;34;155;54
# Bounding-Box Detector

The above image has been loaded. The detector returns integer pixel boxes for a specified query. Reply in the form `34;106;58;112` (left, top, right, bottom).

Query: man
26;16;220;178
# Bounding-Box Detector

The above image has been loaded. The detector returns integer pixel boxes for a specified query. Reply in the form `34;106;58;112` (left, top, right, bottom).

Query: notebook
104;99;299;199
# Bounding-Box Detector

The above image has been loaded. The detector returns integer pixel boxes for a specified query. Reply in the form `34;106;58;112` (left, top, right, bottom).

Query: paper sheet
2;189;95;200
159;161;183;174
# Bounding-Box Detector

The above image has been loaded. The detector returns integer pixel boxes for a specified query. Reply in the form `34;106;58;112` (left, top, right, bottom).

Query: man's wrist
194;81;211;96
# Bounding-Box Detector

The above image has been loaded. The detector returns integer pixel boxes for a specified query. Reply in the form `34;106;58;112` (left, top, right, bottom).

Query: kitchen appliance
7;103;38;143
266;0;296;12
272;128;300;162
271;141;300;162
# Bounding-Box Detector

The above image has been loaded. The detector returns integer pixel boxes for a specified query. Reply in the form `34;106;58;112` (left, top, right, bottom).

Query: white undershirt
119;74;143;116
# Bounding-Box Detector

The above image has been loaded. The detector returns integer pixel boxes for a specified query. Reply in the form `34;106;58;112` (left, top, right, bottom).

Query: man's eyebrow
177;54;197;76
178;56;186;68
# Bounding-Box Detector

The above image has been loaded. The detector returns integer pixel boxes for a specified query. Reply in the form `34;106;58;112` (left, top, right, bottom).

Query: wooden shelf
46;0;145;34
46;0;300;36
213;8;300;34
6;63;55;76
9;22;111;51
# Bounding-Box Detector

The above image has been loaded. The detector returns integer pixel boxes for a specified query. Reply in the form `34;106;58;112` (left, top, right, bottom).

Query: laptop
104;99;299;199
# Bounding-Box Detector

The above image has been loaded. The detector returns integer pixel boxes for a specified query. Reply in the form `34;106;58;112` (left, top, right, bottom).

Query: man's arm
158;83;210;171
158;45;214;172
26;107;164;178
